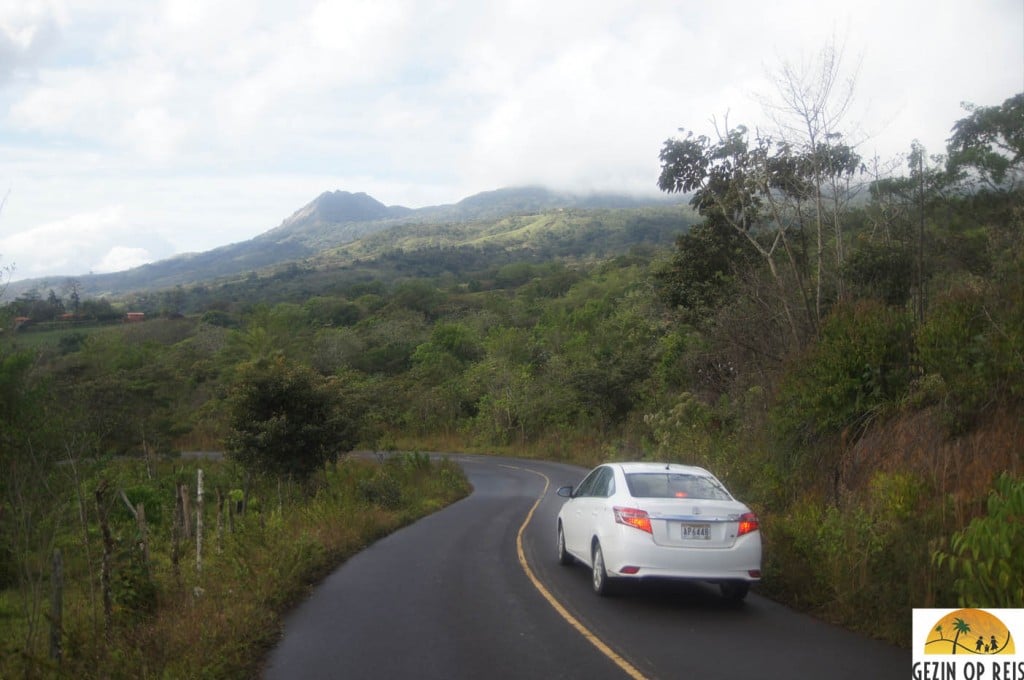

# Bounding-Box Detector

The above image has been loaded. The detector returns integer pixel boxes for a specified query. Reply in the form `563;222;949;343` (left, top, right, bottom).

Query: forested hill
2;92;1022;674
7;187;684;300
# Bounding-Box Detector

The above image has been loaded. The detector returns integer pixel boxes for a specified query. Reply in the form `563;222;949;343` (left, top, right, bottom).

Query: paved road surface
263;455;909;679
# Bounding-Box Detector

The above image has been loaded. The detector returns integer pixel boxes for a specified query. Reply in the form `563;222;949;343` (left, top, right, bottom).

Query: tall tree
761;37;863;315
947;92;1024;191
658;125;816;351
62;279;82;314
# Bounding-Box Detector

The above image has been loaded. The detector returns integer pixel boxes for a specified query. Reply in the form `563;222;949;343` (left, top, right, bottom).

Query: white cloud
0;0;67;81
0;0;1021;282
0;206;174;280
93;246;152;273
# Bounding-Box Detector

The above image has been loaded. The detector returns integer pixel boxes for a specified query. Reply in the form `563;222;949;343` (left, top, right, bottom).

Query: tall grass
0;454;469;679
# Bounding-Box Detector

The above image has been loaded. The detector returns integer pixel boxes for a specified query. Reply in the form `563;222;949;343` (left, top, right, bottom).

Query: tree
63;279;82;315
46;290;64;318
224;357;358;479
658;125;818;350
772;300;914;449
653;220;758;320
842;241;914;306
760;38;863;313
0;349;68;656
864;140;963;321
947;92;1024;191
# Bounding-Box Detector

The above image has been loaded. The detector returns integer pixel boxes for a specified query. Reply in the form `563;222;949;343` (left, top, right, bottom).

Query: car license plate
681;523;710;540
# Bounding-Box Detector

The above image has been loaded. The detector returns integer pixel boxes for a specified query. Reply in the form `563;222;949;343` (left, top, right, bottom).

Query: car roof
608;461;714;476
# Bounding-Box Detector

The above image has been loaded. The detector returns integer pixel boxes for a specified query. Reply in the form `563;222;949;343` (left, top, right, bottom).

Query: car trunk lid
642;499;749;549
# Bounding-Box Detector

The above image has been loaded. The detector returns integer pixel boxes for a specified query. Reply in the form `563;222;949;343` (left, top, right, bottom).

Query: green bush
765;472;931;644
0;535;14;589
772;300;915;448
843;242;915;306
357;471;403;509
916;287;1024;430
116;485;166;527
225;357;358;479
934;473;1024;608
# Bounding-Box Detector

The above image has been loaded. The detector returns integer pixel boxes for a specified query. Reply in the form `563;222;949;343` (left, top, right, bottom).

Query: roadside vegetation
2;76;1021;672
0;451;469;679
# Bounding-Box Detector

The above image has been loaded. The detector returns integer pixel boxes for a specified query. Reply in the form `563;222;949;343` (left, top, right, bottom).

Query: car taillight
613;506;652;534
737;512;759;537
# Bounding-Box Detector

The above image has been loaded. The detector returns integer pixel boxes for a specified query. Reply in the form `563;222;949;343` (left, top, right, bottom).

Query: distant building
13;316;31;330
124;312;145;323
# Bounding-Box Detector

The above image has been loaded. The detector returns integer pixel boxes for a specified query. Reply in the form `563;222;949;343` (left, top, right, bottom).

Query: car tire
591;541;614;596
557;524;573;566
720;580;750;602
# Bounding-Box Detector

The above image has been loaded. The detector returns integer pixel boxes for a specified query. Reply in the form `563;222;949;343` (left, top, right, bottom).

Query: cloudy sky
1;0;1021;283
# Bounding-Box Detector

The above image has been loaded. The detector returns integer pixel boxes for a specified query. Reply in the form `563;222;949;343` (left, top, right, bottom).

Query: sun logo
924;609;1015;655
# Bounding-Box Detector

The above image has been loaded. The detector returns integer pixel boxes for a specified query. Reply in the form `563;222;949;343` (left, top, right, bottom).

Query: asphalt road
262;455;909;679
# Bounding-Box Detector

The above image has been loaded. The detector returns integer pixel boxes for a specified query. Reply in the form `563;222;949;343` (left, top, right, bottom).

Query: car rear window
625;473;732;500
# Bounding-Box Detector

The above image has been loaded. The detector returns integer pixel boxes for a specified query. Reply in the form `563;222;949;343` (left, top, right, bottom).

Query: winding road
263;455;908;679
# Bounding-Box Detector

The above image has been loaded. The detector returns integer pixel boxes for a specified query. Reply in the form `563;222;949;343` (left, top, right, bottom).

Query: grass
0;454;470;679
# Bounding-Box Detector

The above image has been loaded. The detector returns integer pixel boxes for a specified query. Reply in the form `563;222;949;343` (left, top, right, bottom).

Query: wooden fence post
118;489;150;568
196;469;204;578
216;488;224;554
94;483;113;640
137;502;150;566
181;483;192;539
172;483;183;582
50;548;63;663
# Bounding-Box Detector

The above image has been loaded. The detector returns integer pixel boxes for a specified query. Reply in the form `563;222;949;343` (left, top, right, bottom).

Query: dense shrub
772;300;915;448
843;242;915;306
916;286;1024;430
225;357;358;479
934;473;1024;608
764;472;933;645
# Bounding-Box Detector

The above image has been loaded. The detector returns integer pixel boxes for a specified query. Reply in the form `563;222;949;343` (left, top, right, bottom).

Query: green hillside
2;93;1022;675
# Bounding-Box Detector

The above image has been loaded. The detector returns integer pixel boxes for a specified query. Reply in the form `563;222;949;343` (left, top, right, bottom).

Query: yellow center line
502;464;648;680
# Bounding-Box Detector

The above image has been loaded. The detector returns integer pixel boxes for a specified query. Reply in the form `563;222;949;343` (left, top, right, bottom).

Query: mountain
261;191;414;246
4;187;683;299
415;187;665;221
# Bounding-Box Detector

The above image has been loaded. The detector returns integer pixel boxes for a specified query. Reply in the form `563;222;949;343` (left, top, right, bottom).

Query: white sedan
555;462;761;600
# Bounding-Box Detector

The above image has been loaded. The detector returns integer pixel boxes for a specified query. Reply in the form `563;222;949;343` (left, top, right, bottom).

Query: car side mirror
556;485;574;498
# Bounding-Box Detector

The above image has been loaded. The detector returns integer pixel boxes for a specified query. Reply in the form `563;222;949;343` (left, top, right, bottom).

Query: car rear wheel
557;524;573;565
720;580;750;602
591;542;614;596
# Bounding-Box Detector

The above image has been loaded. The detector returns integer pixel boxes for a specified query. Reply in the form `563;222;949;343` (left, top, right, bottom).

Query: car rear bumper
602;528;762;582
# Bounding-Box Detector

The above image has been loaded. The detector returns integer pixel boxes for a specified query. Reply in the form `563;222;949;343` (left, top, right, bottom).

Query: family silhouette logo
914;609;1024;680
924;610;1015;655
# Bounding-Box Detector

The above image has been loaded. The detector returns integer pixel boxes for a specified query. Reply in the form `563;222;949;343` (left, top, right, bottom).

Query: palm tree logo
924;609;1015;655
950;617;971;654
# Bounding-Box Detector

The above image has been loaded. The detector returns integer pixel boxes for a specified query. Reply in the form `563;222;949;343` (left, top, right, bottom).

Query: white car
555;462;761;600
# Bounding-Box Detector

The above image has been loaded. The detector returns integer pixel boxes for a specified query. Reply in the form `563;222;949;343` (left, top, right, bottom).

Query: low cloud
0;206;174;281
92;246;154;274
